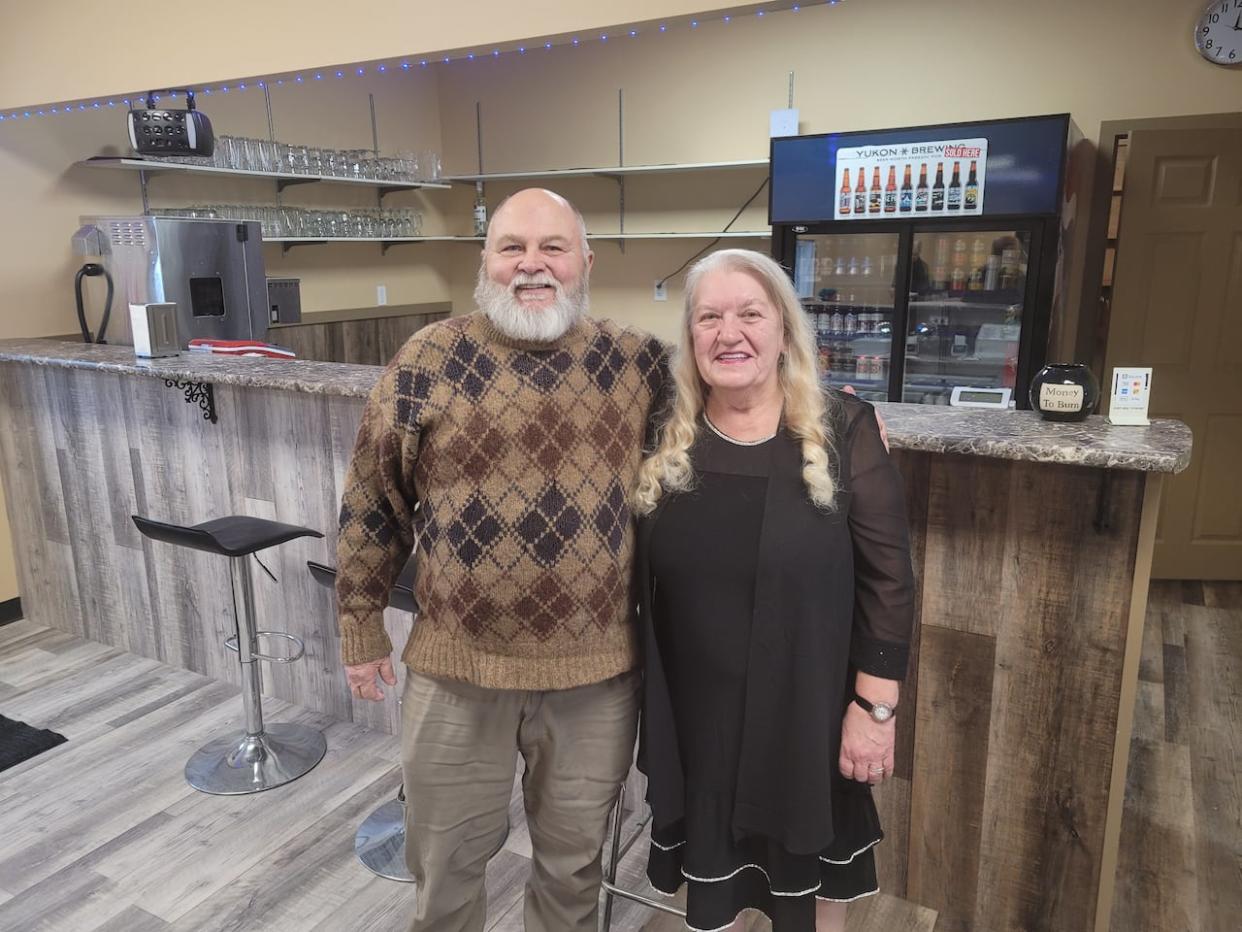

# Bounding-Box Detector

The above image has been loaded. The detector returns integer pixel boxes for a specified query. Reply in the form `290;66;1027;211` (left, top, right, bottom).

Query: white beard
475;267;589;343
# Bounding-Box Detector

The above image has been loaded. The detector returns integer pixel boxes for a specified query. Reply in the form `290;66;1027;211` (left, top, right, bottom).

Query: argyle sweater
335;312;668;690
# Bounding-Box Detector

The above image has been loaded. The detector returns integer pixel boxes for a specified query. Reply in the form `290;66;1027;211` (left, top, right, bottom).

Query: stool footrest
224;630;307;663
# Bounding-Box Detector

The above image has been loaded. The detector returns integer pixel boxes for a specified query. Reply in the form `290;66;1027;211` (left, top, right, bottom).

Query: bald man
335;189;668;931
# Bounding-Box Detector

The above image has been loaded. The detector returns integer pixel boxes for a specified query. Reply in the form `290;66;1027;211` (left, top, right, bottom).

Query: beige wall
2;0;1240;603
0;1;769;112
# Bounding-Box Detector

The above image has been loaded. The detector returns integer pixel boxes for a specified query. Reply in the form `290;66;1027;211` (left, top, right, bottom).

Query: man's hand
840;384;891;452
346;658;397;702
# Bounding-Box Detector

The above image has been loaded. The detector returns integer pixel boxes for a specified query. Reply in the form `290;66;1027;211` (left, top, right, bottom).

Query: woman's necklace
703;411;778;446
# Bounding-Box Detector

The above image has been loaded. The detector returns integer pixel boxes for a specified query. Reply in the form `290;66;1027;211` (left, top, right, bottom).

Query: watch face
873;703;894;723
1196;2;1242;65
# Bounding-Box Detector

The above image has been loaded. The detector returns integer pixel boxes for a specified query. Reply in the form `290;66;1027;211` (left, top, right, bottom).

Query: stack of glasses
144;135;442;184
150;205;423;239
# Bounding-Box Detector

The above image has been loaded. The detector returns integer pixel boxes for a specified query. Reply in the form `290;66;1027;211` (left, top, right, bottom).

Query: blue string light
2;7;803;128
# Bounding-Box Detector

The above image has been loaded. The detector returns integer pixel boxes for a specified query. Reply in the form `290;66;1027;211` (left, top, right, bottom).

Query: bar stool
308;554;418;883
133;514;327;795
601;785;686;931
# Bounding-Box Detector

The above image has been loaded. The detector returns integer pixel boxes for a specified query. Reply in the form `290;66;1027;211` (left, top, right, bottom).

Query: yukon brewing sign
834;138;988;220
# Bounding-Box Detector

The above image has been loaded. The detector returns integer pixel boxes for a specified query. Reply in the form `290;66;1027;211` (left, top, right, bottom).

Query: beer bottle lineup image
947;160;962;210
964;159;980;211
841;158;979;216
931;162;945;211
914;163;928;212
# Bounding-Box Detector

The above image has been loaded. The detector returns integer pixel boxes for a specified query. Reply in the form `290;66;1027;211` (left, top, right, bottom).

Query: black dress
637;395;914;932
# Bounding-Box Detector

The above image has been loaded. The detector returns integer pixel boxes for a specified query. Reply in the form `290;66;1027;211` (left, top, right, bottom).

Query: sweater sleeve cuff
850;635;909;680
340;615;395;666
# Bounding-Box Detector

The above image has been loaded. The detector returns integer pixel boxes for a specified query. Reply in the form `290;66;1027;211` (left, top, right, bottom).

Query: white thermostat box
1107;367;1152;425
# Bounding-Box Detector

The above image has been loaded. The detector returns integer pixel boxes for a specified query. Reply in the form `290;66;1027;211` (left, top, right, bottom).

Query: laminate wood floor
1109;580;1242;932
1;579;1234;931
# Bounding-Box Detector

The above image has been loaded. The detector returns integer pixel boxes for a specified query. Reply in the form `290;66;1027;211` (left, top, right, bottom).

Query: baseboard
0;598;23;626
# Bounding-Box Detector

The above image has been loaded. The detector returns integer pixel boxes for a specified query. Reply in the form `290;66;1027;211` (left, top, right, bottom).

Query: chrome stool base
185;723;327;796
355;791;511;883
356;798;416;882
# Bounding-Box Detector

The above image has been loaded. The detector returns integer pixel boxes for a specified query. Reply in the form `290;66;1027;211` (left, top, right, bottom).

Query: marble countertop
0;338;1192;473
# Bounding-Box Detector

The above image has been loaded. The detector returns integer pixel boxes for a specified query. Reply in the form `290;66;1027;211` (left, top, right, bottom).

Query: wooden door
1105;128;1242;580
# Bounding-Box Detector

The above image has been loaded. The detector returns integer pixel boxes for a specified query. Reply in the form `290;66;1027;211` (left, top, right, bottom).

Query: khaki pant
400;669;640;932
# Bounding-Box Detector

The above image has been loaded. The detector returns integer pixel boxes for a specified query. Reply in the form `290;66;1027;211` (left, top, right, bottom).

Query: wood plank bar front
0;347;1182;931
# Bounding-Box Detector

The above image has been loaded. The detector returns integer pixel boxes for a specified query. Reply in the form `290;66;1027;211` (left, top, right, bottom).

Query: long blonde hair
633;249;838;514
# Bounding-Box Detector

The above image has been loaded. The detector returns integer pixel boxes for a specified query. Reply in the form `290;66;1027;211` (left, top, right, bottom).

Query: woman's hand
839;701;896;785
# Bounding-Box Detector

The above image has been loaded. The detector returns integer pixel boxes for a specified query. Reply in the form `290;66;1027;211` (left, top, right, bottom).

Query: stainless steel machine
72;216;270;347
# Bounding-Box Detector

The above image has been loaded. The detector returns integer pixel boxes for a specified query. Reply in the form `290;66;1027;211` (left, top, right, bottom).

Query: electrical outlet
653;280;668;302
376;284;388;306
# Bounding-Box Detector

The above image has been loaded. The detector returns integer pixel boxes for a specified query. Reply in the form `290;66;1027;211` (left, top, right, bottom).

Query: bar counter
0;338;1192;932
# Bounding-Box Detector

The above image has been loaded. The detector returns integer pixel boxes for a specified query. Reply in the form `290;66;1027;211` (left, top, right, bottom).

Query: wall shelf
445;159;767;183
79;156;451;195
267;230;771;255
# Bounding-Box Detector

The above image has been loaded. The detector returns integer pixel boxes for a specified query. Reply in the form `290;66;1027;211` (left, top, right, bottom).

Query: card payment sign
1108;367;1152;426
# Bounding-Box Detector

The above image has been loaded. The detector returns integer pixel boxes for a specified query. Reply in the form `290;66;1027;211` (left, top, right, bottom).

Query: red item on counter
187;339;297;359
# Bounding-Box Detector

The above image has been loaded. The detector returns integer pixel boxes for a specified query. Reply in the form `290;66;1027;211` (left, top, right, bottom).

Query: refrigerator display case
771;114;1076;407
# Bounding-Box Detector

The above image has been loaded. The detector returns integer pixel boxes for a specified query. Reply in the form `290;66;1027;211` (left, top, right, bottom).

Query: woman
633;249;915;932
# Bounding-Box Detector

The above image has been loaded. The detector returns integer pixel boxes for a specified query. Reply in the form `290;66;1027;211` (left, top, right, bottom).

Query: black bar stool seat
133;512;328;796
308;557;417;614
133;515;323;556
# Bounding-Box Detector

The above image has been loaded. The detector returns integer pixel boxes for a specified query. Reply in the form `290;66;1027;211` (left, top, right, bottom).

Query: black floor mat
0;714;68;772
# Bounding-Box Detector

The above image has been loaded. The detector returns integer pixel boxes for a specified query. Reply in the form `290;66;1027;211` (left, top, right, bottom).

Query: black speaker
127;89;214;158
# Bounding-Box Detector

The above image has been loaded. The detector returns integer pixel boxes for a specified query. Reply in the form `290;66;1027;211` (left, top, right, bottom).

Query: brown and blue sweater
335;312;668;690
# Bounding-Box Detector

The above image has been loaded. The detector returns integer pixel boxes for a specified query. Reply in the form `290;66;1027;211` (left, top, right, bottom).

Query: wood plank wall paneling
874;449;930;898
900;455;1148;932
276;312;448;367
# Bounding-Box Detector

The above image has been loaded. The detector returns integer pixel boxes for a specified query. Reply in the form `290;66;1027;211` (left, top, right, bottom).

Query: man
335;188;667;932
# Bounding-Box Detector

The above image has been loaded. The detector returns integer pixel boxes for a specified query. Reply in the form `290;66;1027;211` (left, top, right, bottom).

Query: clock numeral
1205;39;1213;49
1218;45;1226;56
1209;12;1220;22
1232;49;1238;60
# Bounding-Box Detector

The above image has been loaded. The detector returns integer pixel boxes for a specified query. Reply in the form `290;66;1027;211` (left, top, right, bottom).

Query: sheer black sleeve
842;400;915;679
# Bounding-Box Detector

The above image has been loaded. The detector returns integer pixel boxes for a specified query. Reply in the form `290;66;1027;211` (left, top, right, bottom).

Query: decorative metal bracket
164;379;217;424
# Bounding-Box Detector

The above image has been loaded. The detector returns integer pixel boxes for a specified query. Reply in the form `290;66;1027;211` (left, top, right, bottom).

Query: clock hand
1234;12;1242;30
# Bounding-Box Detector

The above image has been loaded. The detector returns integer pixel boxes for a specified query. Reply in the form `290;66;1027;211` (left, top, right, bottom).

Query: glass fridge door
792;231;902;402
900;229;1030;405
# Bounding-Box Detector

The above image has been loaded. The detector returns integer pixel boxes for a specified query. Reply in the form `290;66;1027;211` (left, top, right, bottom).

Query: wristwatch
853;694;896;723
